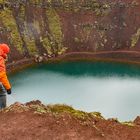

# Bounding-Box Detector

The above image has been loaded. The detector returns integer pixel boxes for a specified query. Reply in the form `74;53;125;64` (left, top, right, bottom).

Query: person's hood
0;44;10;59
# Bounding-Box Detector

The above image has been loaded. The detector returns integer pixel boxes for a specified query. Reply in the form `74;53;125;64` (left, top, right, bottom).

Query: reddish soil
0;101;140;140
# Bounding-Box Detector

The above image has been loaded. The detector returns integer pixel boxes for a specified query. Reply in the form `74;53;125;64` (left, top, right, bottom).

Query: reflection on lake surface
8;61;140;121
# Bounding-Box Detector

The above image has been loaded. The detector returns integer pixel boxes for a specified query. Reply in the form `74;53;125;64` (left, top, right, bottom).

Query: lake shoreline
7;51;140;74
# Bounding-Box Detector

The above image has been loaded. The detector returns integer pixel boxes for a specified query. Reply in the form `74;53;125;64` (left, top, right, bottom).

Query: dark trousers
0;95;6;109
0;83;6;109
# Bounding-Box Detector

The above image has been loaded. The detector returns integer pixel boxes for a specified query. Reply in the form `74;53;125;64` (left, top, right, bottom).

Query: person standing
0;43;12;109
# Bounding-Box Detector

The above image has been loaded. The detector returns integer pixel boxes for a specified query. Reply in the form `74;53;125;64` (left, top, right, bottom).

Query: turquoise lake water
8;61;140;121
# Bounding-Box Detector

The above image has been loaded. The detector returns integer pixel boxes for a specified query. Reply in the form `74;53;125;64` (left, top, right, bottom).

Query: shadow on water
8;61;140;121
29;61;140;77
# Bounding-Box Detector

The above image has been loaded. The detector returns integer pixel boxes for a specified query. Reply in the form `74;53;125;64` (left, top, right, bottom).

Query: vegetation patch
74;37;81;43
121;121;135;127
46;8;66;55
20;5;38;55
47;104;90;120
131;28;140;48
30;104;47;114
41;37;53;55
22;21;38;55
0;8;23;53
89;112;104;119
46;104;105;120
25;38;38;55
2;101;96;120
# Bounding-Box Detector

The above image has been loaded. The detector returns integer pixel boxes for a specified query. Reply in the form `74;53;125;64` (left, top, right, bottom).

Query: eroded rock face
0;0;140;63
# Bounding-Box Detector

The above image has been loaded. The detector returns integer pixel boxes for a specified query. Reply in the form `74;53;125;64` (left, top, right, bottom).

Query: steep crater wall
0;0;140;65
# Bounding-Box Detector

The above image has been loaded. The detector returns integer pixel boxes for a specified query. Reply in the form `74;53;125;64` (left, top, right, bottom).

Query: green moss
22;20;38;55
89;112;104;119
131;28;140;48
0;0;7;3
30;104;47;114
3;102;105;121
18;6;25;19
91;1;110;16
74;37;81;43
82;26;92;41
47;104;105;120
46;8;66;55
0;0;4;3
30;0;40;4
26;39;38;55
24;32;37;55
121;121;135;127
16;6;38;55
0;8;23;53
41;37;53;55
33;20;41;34
57;47;67;55
47;104;90;120
46;9;62;40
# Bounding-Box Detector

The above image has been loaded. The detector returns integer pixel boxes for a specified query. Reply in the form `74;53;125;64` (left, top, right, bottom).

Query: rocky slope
1;101;140;140
0;0;140;64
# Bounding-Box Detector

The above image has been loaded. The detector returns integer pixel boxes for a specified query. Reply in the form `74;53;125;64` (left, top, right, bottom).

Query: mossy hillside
33;20;41;35
0;0;113;14
0;0;4;3
47;104;104;120
2;101;137;128
30;0;40;4
0;0;7;4
18;5;38;56
3;102;104;120
131;28;140;48
24;37;38;55
43;0;111;16
47;104;89;119
0;8;23;54
46;8;67;55
0;5;66;56
121;121;135;127
41;37;53;55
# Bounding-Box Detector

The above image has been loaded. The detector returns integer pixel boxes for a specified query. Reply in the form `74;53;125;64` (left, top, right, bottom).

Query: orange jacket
0;71;11;90
0;46;11;90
